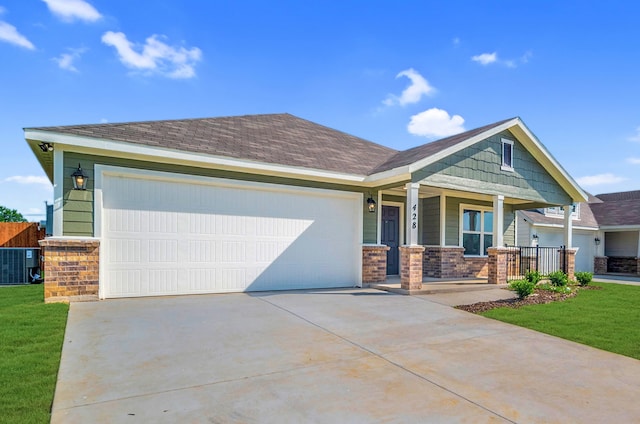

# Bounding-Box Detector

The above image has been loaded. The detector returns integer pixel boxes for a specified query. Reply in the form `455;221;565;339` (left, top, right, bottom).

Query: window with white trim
501;138;514;171
460;206;493;256
544;203;580;220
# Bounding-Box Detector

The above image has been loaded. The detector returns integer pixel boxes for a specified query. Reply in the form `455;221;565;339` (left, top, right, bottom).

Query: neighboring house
517;190;640;275
25;114;587;301
590;190;640;275
517;195;600;272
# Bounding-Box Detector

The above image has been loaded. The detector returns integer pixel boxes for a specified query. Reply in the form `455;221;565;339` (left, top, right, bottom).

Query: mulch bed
456;285;601;314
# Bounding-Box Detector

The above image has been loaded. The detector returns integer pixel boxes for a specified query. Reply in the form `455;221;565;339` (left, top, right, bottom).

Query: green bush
525;270;542;284
575;271;593;286
509;279;536;298
548;270;568;287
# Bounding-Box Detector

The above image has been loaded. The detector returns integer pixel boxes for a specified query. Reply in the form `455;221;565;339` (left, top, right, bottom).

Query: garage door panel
102;174;360;298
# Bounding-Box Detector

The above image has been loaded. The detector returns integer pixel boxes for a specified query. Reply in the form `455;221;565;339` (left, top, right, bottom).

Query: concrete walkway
52;288;640;423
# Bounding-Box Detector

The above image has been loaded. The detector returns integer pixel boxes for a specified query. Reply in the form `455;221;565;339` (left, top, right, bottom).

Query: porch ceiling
382;184;561;209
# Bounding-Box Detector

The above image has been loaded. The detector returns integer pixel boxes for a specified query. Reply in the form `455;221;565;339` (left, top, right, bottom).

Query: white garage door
537;230;593;272
99;170;362;298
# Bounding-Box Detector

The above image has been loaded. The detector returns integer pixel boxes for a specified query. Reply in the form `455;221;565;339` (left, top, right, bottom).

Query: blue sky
1;1;639;221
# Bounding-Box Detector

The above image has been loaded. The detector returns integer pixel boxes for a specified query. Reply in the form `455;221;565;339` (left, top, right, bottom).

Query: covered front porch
362;182;580;293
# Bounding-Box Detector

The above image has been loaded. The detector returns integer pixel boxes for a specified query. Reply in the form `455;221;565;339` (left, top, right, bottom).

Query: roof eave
24;129;372;187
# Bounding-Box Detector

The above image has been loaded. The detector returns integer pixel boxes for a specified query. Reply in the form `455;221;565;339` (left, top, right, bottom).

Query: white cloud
42;0;101;23
471;52;497;65
576;173;627;187
472;51;532;68
0;21;35;50
4;176;51;188
102;31;202;79
628;127;640;142
53;47;86;72
383;68;435;107
627;157;640;164
407;108;465;138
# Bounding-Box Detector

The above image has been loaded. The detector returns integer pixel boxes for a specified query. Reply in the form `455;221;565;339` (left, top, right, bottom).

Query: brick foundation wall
594;256;608;274
39;238;100;303
400;245;425;291
422;246;488;278
487;247;508;284
362;245;390;284
607;257;638;274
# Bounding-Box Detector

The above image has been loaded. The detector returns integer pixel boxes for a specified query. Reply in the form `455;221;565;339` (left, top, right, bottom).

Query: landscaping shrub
509;279;536;298
525;270;542;284
548;270;568;287
575;271;593;286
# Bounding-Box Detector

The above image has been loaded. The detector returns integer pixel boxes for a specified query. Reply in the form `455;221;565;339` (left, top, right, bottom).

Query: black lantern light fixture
366;194;377;213
71;163;89;190
38;142;54;153
594;237;601;246
532;234;539;240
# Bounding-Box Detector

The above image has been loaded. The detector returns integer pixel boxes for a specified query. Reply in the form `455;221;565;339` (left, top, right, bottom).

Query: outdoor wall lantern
71;163;89;190
532;234;539;240
366;195;377;213
594;237;601;246
38;142;53;153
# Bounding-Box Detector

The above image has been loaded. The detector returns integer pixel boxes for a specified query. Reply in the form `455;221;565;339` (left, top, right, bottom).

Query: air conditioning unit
0;248;41;285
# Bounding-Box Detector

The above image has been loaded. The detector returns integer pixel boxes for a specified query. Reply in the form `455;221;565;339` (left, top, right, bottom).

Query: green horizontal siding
421;196;440;245
62;152;378;241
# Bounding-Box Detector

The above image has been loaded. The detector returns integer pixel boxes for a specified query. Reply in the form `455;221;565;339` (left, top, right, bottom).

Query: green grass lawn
482;282;640;360
0;285;69;424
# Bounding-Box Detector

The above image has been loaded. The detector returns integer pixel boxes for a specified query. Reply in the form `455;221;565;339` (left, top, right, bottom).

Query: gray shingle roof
370;118;514;173
519;203;600;229
29;113;397;176
591;190;640;226
28;113;516;176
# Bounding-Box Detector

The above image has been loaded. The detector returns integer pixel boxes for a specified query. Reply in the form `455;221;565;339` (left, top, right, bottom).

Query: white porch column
439;194;446;246
492;195;504;248
405;182;420;246
564;204;573;248
376;191;382;245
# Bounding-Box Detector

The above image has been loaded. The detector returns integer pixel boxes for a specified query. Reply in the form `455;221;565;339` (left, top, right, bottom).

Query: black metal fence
505;245;567;281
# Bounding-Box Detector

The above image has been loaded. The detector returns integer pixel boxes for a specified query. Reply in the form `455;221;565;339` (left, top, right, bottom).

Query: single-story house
590;190;640;274
25;113;587;301
517;195;600;272
517;190;640;275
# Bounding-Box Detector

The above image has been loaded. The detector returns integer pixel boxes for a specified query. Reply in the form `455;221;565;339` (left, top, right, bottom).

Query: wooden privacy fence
0;223;45;247
505;245;567;280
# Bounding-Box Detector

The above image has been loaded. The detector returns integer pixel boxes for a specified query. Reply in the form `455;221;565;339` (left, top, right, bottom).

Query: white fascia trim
365;119;520;182
25;130;368;185
531;222;598;231
599;225;640;231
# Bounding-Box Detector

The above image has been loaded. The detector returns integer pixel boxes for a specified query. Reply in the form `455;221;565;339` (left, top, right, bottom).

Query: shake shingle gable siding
30;114;398;176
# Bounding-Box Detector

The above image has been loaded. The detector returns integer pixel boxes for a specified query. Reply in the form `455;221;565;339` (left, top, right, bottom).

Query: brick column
594;256;608;274
399;245;425;291
487;247;508;284
637;257;640;276
362;244;390;284
39;238;100;303
562;248;577;281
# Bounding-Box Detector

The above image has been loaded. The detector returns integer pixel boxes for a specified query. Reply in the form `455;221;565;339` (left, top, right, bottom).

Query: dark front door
382;205;400;275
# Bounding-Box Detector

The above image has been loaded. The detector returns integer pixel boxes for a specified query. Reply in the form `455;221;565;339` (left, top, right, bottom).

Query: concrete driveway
52;288;640;423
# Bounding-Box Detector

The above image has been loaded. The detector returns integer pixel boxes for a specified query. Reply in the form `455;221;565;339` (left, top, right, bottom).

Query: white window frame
544;203;580;220
459;204;494;257
501;138;514;171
